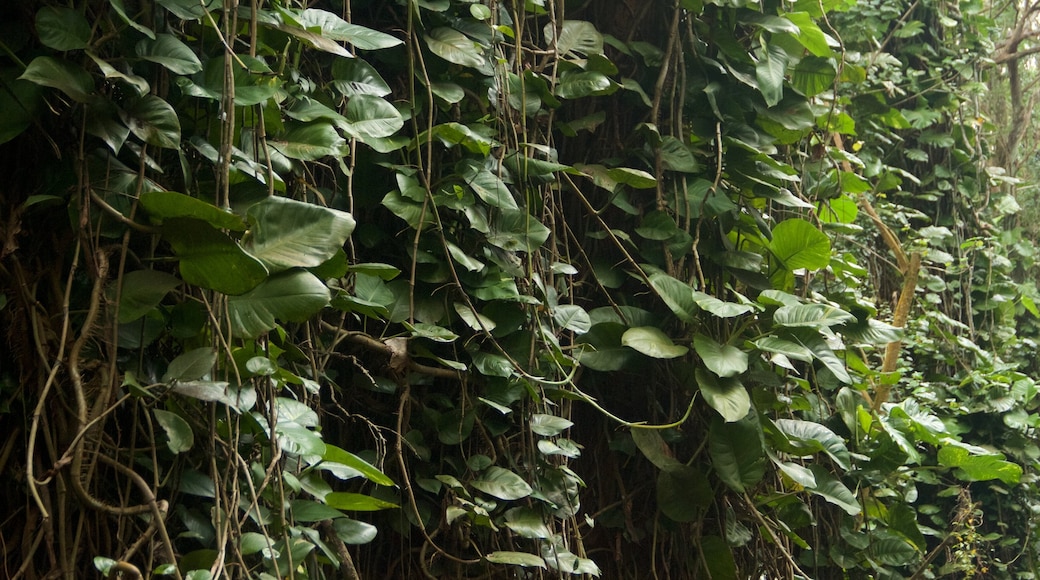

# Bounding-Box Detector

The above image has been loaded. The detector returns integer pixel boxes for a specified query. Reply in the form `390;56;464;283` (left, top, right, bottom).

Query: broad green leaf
636;211;679;240
530;414;574;437
228;270;330;338
276;423;325;455
545;20;604;58
276;397;320;427
135;34;202;75
0;72;42;145
659;136;700;172
693;334;748;378
36;7;91;51
486;552;546;569
285;9;403;50
700;535;738;580
117;270;181;323
540;542;602;576
622;326;689;359
791;56;836;98
806;465;860;515
504;507;552;539
487;209;550;252
753;336;814;362
454;302;497;332
162;218;268;295
245;197;355;271
937;443;1022;484
772;456;817;488
288;499;345;522
553;304;592;334
445;241;484;272
768;218;831;271
87;52;150;96
773;304;855;328
122;94;181;149
774;419;851;470
695;368;750;422
154;409;194;453
163;348;217;383
657;464;712;522
648;272;698;322
755;40;789;106
786;12;833;57
140;191;247;230
155;0;220;19
425;27;486;68
632;428;682;470
345;95;405;141
19;56;94;102
334;518;378;544
323;444;394;486
459;160;518;210
331;58;391;97
709;415;765;492
108;0;155;39
471;466;532;500
869;537;918;566
170;381;256;412
556;70;617;99
272;123;347;160
470;351;514;377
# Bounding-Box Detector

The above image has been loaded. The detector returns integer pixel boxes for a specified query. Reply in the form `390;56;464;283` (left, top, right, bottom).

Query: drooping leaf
648;272;698;322
135;34;202;75
773;419;851;470
709;414;765;492
700;535;738;580
140;191;247;230
122;94;181;149
228;270;331;338
323;444;395;486
154;409;194;454
556;70;617;99
244;197;356;272
425;27;486;68
19;56;94;102
271;122;347;160
753;336;814;362
331;58;391;97
35;7;91;51
117;270;182;323
530;414;574;437
486;552;546;569
695;368;750;422
773;304;855;328
553;304;592;334
334;518;378;544
806;465;861;515
471;467;532;500
622;326;689;359
755;40;789;106
162;218;268;295
284;9;403;50
656;464;712;522
693;335;748;377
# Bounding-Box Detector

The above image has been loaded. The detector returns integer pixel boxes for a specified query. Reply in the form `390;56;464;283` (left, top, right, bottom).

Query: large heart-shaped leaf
135;34;202;75
622;326;689;359
140;191;247;230
471;466;532;500
228;270;331;338
545;20;604;58
331;58;391;97
285;9;403;50
425;27;486;68
122;94;181;149
36;7;91;51
768;218;831;271
344;94;405;141
773;303;855;328
695;368;750;422
244;197;355;272
117;270;182;323
271;122;347;160
709;415;765;493
693;334;748;377
163;218;268;295
19;57;94;102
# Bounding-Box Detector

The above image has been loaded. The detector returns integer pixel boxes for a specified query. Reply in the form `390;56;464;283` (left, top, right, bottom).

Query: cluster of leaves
2;0;1040;578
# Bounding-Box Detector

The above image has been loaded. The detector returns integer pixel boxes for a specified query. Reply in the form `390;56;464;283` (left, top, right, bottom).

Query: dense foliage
2;0;1040;578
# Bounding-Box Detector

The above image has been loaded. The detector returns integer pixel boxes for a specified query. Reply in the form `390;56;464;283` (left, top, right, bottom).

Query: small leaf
622;327;689;359
471;466;532;500
693;335;748;378
154;409;194;453
334;518;378;544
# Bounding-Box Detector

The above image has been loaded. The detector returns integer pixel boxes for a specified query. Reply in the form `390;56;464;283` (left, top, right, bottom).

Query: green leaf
785;12;833;56
635;210;679;240
0;73;42;145
170;381;255;411
768;219;831;271
331;58;391;97
245;197;355;272
696;368;750;422
790;56;836;98
773;419;851;470
773;304;855;328
117;270;181;323
140;191;247;230
806;465;861;515
648;272;698;322
632;428;681;470
288;499;345;522
19;56;94;102
285;9;403;50
487;209;550;252
504;507;553;539
657;464;712;522
459;159;518;210
163;348;217;383
471;466;532;500
692;292;754;318
709;414;765;492
755;40;789;107
163;218;268;295
693;335;748;378
659;136;699;173
530;414;574;437
486;552;546;568
334;518;378;544
425;27;486;68
135;34;202;75
622;326;689;359
122;94;181;149
937;443;1022;484
546;20;603;58
345;95;405;141
700;535;738;580
36;7;91;51
228;270;330;338
454;302;497;332
753;336;814;362
556;70;617;99
239;532;269;556
322;444;394;486
553;304;592;334
155;0;220;19
870;537;918;566
272;122;346;160
108;0;155;39
154;409;194;453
